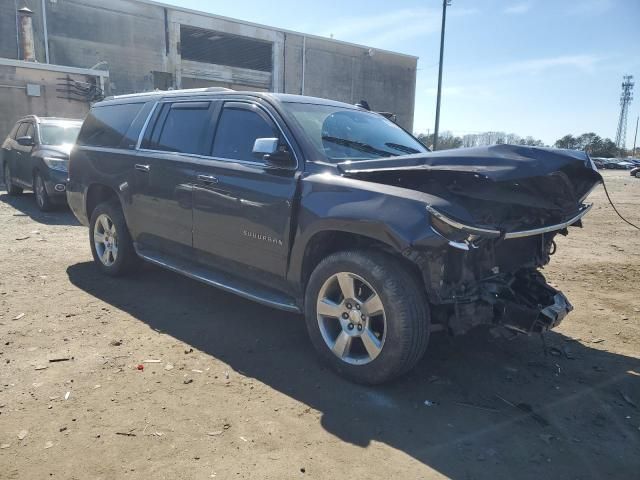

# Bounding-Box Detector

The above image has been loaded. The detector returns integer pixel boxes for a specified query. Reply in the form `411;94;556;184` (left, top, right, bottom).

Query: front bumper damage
411;233;575;336
481;270;573;334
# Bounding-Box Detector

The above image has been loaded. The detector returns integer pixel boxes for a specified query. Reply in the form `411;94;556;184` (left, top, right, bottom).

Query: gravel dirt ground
0;170;639;480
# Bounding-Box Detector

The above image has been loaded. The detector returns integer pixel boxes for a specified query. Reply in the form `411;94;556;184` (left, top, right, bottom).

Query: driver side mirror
17;135;35;147
252;137;294;168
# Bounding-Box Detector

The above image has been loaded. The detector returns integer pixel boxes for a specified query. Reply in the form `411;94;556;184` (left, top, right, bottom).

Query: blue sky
164;0;639;145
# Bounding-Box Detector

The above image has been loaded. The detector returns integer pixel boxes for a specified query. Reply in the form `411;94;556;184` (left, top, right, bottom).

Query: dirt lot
0;170;638;479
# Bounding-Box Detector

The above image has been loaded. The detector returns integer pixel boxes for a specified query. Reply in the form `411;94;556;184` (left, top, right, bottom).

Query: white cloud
504;2;533;15
490;54;602;76
320;6;478;48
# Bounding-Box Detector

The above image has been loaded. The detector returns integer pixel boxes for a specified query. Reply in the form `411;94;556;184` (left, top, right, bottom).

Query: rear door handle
135;164;150;172
197;174;218;184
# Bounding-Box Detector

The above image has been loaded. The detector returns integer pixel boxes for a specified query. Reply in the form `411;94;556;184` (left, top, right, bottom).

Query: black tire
3;162;23;196
304;250;430;384
89;200;139;276
33;172;54;212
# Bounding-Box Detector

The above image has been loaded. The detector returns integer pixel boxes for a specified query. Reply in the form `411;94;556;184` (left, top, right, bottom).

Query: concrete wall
0;63;98;139
0;0;417;129
46;0;166;95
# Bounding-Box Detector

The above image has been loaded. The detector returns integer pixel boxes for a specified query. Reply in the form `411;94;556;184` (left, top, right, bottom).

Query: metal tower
615;75;634;150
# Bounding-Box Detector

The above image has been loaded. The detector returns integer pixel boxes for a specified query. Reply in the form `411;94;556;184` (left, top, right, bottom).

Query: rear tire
3;162;23;196
304;250;430;384
89;200;139;276
34;172;53;212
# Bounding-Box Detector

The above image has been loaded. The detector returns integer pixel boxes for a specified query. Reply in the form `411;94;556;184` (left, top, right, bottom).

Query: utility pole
633;115;639;157
433;0;451;151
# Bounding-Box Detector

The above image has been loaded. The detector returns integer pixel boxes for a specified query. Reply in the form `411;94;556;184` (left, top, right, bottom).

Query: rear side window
77;103;144;148
149;102;213;155
212;107;277;162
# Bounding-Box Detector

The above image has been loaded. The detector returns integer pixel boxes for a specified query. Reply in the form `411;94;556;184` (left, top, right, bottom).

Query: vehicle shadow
0;188;80;226
66;261;640;480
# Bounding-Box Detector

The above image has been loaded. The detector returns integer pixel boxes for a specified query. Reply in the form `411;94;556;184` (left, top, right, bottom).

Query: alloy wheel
316;272;387;365
93;213;119;266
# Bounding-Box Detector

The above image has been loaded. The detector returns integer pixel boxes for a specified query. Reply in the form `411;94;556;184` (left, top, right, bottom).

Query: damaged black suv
67;88;602;384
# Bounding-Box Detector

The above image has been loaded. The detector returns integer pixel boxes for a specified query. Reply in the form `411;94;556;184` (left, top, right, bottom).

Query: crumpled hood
337;144;598;181
338;144;602;232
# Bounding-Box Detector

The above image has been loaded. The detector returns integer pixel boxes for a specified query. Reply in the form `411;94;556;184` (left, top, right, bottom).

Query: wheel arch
85;183;121;221
294;229;424;298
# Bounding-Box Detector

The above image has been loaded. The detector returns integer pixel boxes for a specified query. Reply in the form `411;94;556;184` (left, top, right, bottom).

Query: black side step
135;247;301;313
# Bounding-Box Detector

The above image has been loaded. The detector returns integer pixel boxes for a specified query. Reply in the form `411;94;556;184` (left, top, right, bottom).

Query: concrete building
0;0;417;139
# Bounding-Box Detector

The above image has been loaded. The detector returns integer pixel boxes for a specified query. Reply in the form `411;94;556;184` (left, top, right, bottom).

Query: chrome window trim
135;98;299;170
426;203;593;240
136;147;266;169
135;101;159;149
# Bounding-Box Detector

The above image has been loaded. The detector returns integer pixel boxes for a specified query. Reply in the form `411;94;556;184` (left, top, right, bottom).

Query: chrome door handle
135;164;150;172
197;174;218;184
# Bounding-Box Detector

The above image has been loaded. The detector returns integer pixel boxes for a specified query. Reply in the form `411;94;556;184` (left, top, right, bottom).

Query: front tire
34;172;53;211
304;250;430;384
89;200;139;276
3;162;23;196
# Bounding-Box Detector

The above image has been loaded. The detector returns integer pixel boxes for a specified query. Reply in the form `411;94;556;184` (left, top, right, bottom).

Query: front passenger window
25;124;35;143
212;107;278;162
15;123;29;139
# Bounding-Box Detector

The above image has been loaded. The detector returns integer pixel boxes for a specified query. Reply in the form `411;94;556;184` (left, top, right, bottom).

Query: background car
603;160;635;170
1;116;82;211
631;166;640;178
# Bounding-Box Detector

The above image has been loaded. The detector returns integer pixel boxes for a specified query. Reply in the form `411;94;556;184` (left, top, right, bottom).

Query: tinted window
212;107;277;162
153;102;212;155
77;103;144;148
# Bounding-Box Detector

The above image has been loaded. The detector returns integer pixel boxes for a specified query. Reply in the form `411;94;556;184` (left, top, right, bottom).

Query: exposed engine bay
409;232;572;335
339;144;602;336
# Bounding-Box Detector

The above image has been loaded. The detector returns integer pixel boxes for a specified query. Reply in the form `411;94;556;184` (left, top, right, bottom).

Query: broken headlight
430;214;470;243
427;205;501;245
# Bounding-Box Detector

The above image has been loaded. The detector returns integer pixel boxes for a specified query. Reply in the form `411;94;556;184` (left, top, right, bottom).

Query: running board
135;247;301;313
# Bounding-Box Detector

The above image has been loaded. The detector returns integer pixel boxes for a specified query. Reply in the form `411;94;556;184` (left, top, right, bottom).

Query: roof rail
103;86;235;101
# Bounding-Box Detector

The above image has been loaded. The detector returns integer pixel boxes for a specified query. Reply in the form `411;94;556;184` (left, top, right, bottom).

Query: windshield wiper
385;142;420;155
322;136;398;158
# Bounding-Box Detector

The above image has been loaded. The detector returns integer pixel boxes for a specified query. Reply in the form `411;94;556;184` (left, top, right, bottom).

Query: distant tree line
553;133;619;157
415;130;628;157
416;131;544;151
